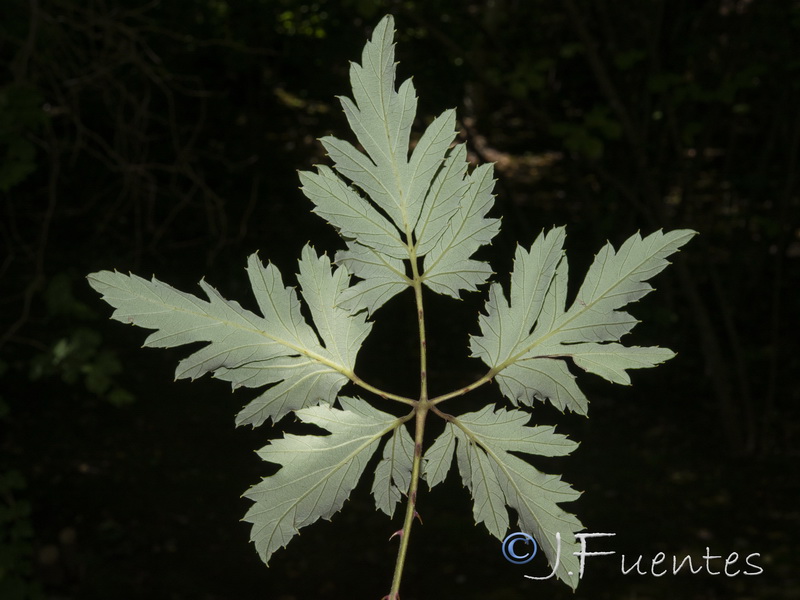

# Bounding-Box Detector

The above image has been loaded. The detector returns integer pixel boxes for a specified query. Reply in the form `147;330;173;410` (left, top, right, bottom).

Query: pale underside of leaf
243;397;401;565
470;227;696;413
422;162;501;297
335;242;410;315
448;406;583;589
504;227;566;360
326;15;414;230
495;358;587;414
494;453;583;589
298;165;408;259
454;404;579;456
230;357;345;428
322;14;457;236
422;423;456;489
540;341;676;386
296;245;372;368
412;143;469;256
87;245;373;427
301;15;501;312
548;229;697;344
371;422;415;516
457;434;508;539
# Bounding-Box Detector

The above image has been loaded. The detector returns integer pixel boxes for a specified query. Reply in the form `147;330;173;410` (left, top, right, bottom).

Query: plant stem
388;402;428;599
410;256;428;403
387;247;430;598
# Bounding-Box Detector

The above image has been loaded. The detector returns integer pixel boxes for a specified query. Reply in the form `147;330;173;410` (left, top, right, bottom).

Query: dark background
1;1;798;599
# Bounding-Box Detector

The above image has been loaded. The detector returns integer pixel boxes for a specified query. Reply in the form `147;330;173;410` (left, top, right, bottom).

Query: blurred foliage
0;83;47;192
0;467;42;600
0;355;42;599
27;274;134;407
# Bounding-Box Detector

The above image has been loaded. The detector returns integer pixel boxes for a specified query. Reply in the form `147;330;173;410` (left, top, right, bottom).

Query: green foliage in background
0;83;47;193
29;273;134;407
0;357;42;599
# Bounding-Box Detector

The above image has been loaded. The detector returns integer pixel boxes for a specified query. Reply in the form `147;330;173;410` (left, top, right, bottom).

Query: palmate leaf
470;227;696;413
86;244;371;427
423;405;582;588
299;15;499;314
244;397;404;564
87;13;694;596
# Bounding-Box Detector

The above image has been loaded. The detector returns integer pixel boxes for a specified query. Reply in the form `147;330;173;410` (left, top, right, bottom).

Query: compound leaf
87;244;371;427
470;228;696;413
243;397;401;564
450;405;582;589
86;14;694;596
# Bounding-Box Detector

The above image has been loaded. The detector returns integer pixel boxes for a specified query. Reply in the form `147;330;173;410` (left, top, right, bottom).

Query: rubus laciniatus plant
88;15;694;597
